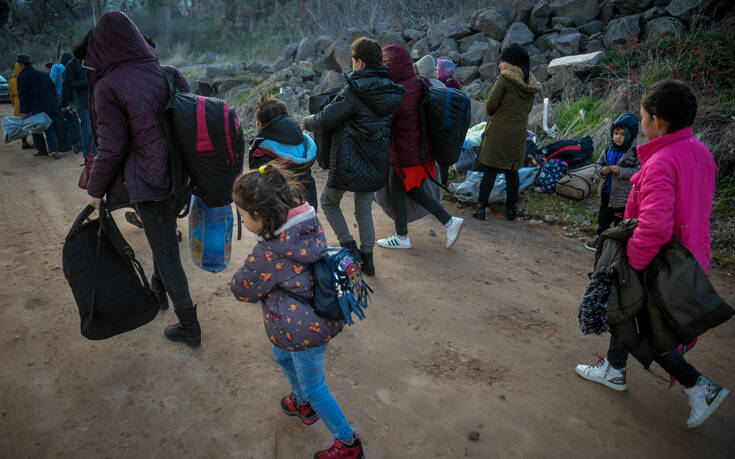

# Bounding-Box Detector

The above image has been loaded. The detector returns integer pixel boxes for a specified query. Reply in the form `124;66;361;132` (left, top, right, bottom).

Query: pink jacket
624;127;716;273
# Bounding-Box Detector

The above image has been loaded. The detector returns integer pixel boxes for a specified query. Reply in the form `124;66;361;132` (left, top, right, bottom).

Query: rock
551;16;576;27
437;38;458;56
455;66;480;84
293;61;315;80
283;42;298;59
479;62;499;81
502;22;535;49
191;81;214;97
323;40;351;73
403;28;425;42
427;18;472;48
273;57;291;71
214;78;249;95
644;16;685;42
295;37;316;61
599;0;615;23
201;52;218;64
603;14;641;48
532;63;548;82
205;63;244;79
510;1;536;24
470;99;486;126
544;214;558;223
481;40;502;63
581;38;606;53
471;7;510;41
534;32;558;52
549;0;600;22
411;38;430;60
542;70;581;98
530;0;552;34
448;50;463;64
613;0;653;15
547;51;604;74
528;102;554;132
461;40;491;66
642;6;666;21
548;32;582;56
463;80;484;100
314;70;344;94
579;20;604;35
458;33;487;53
377;30;406;47
468;431;481;441
314;36;332;55
665;0;706;22
348;27;372;41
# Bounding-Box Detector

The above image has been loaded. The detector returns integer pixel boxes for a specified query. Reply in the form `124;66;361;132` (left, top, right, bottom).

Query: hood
259;205;326;263
500;66;541;94
12;63;21;78
415;55;437;79
610;113;639;152
257;114;303;146
346;65;405;117
84;11;157;71
258;135;317;165
437;58;456;80
383;45;415;83
60;53;73;66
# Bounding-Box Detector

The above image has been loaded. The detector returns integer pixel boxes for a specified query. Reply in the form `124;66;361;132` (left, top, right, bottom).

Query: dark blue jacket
17;66;59;116
61;59;90;110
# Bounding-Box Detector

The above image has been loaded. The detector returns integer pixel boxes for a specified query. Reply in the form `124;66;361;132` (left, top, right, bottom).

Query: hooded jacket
479;66;541;170
84;11;189;208
594;113;641;209
304;65;404;192
231;204;344;350
414;55;445;89
8;63;21;116
249;114;318;208
61;58;90;110
383;45;434;168
437;59;461;90
16;65;58;116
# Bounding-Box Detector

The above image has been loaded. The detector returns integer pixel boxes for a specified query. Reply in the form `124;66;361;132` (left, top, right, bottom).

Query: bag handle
66;205;96;241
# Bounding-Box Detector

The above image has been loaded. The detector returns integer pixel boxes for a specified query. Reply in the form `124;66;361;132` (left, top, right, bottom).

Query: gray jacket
594;145;640;208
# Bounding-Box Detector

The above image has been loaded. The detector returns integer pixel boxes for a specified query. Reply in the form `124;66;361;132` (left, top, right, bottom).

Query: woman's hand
89;197;103;209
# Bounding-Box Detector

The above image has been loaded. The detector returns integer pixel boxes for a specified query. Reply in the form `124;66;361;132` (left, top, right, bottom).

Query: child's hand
301;117;307;130
610;165;621;174
601;166;610;176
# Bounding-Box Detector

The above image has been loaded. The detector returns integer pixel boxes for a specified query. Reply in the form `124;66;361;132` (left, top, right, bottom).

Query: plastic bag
2;116;24;143
449;167;539;203
2;113;53;143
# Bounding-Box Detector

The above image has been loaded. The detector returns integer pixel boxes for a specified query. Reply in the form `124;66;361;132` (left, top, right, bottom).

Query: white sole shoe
575;359;628;392
445;217;463;249
377;234;412;249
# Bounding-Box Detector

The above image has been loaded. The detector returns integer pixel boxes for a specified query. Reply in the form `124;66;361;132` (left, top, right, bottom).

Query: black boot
506;207;518;221
164;305;201;346
151;274;169;310
359;250;375;277
472;202;486;220
340;240;362;264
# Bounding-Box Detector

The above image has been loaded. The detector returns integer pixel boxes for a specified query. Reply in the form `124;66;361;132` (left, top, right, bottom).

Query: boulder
293;61;316;80
427;18;472;48
403;28;425;41
455;66;480;84
510;1;536;24
378;30;406;47
458;33;487;53
479;62;499;81
579;20;604;35
314;70;344;94
411;38;431;60
448;50;463;64
599;0;615;23
644;16;685;42
549;0;600;22
463;80;484;100
613;0;654;16
191;81;214;97
530;0;552;34
295;37;316;61
273;57;291;71
471;7;510;41
546;51;604;75
214;78;249;95
528;103;554;133
348;27;372;41
642;6;666;21
205;63;243;79
542;70;581;98
532;63;549;82
603;14;641;48
551;16;577;27
581;38;606;53
665;0;706;22
283;42;298;60
548;32;582;56
438;38;458;56
461;40;491;66
470;99;487;127
502;22;535;49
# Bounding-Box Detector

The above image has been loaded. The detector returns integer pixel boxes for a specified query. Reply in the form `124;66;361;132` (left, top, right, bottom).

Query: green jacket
589;219;733;366
478;66;541;170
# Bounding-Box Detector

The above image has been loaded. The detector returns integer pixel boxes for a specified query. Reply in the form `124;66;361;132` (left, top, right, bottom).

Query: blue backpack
537;158;569;193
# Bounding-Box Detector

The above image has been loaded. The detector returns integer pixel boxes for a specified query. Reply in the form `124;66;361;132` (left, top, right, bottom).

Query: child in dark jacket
249;94;318;210
585;113;641;251
230;162;364;459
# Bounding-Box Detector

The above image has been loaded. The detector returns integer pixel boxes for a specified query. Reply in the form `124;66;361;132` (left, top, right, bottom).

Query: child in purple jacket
230;162;365;459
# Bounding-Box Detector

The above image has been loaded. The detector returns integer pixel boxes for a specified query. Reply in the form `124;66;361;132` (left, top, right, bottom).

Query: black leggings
390;169;451;236
607;335;700;387
477;165;519;209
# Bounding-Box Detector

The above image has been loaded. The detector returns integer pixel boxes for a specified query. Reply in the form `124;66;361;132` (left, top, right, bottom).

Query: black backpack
62;204;159;340
281;247;371;325
308;87;341;170
419;78;471;168
542;136;594;170
160;68;245;209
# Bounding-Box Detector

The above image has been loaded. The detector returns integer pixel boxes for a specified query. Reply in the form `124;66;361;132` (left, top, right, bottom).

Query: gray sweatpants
321;186;375;253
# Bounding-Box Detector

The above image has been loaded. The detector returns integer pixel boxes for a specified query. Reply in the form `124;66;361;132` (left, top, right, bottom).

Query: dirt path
0;103;733;459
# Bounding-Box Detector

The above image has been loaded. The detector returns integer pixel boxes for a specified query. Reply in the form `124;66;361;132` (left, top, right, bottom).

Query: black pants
607;335;701;388
390;169;450;236
597;193;625;236
135;198;194;314
477;165;519;210
439;165;449;186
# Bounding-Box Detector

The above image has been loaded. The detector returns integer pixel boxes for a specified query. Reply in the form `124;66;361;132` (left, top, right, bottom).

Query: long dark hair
232;161;305;240
641;79;697;134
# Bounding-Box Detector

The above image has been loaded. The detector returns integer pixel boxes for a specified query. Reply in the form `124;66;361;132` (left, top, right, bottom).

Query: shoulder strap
417;80;451;194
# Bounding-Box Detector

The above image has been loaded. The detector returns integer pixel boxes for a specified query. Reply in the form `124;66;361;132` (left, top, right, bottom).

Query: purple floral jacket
231;204;344;350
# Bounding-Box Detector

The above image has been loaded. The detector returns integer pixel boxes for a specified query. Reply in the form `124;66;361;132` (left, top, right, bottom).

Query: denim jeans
135;198;194;313
273;344;354;442
321;186;375;253
32;111;61;155
390;170;450;236
607;335;701;388
77;108;95;158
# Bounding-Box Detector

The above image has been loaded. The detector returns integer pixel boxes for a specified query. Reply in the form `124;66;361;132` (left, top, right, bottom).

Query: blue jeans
272;344;354;442
32;111;61;155
78;108;95;158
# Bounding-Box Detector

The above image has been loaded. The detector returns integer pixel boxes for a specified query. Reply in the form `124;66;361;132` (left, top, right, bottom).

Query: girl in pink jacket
576;80;729;428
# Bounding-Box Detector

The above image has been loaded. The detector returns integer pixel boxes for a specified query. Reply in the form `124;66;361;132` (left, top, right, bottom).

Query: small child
230;162;365;459
585;113;641;251
250;94;318;210
437;58;461;90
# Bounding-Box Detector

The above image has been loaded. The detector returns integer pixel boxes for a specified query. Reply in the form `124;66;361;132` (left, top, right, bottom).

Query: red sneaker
314;435;365;459
280;393;319;425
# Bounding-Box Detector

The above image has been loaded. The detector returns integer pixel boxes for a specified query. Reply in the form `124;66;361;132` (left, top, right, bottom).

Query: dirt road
1;104;733;458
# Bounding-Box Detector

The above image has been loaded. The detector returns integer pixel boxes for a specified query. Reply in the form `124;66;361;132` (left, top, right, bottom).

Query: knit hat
437;58;456;80
16;54;31;65
500;44;530;83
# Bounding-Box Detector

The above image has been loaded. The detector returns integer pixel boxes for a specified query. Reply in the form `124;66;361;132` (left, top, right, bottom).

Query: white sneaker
683;376;730;428
444;217;463;249
575;357;628;391
377;233;412;249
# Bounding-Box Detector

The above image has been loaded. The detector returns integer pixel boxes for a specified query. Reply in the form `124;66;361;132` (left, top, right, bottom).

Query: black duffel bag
62;204;158;340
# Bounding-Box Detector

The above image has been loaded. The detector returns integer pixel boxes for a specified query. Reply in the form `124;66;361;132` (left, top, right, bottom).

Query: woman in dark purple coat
83;11;200;346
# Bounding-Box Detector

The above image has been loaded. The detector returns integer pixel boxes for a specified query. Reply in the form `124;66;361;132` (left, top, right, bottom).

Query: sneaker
281;393;319;425
584;238;598;252
377;233;411;249
22;142;35;150
683;376;730;428
575;357;627;391
48;151;61;160
445;216;464;248
32;151;48;157
314;435;365;459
